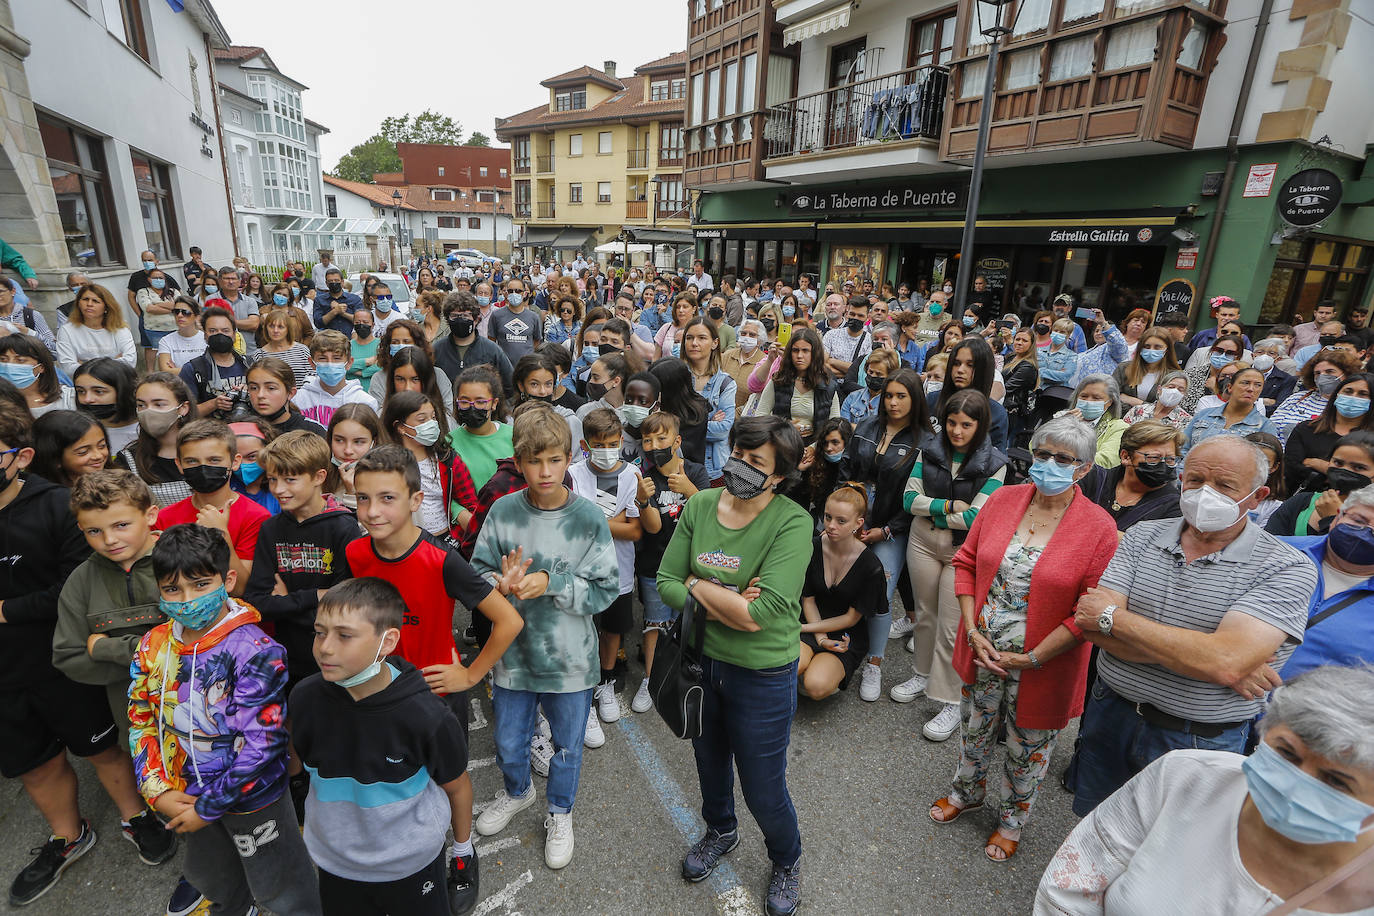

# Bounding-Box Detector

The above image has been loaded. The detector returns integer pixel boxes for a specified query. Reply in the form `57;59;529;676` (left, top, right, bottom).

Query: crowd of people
0;244;1372;916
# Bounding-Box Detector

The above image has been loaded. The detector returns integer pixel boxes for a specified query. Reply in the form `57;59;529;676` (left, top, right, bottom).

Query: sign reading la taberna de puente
781;180;966;216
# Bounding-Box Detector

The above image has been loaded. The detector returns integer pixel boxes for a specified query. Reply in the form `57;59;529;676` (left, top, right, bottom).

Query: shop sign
1175;247;1198;270
1153;278;1196;318
1243;163;1277;198
1041;226;1159;245
694;227;726;239
783;180;966;217
1277;168;1343;228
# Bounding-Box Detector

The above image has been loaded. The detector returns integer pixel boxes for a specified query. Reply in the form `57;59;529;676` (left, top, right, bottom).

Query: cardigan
950;483;1119;729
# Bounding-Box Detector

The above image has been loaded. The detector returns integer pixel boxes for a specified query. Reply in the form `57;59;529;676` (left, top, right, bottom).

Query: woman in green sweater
657;415;813;916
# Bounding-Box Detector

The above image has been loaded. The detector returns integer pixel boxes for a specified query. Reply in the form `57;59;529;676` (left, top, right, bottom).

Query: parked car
448;248;488;269
347;272;412;306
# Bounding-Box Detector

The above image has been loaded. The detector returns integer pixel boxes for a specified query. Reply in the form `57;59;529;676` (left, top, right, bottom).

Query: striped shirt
902;453;1005;531
248;342;315;388
1097;518;1315;722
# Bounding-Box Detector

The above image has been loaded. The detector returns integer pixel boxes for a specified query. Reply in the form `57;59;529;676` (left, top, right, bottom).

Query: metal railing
763;65;948;160
536;201;556;219
658;149;685;167
627;149;649;169
535;155;555;173
513;160;531;175
514;203;531;218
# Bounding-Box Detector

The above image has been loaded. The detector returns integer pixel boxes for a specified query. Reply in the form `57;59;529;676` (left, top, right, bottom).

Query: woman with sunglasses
545;295;583;349
155;297;206;371
1182;333;1245;413
1077;420;1183;532
1282;371;1374;493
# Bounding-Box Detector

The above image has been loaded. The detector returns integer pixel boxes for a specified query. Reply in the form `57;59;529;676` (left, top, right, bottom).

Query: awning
553;228;597;251
517;226;563;246
783;2;852;46
622;227;695;245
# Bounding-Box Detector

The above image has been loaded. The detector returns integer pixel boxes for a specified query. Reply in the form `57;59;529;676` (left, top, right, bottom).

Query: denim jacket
1182;404;1277;459
1038;346;1079;388
698;370;738;479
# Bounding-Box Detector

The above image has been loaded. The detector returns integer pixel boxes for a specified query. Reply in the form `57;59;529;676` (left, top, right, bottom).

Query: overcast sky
215;0;686;170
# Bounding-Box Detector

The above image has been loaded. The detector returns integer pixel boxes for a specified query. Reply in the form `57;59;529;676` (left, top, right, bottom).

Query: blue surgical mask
0;362;38;389
1029;458;1078;496
962;314;977;328
204;285;218;296
582;345;600;362
273;293;289;307
70;286;83;295
316;362;347;386
142;259;157;271
336;635;390;688
506;293;524;307
1077;400;1106;420
375;296;394;311
409;308;424;323
823;450;844;464
477;296;491;307
1139;348;1165;364
1334;394;1371;419
389;343;410;356
782;305;795;319
1210;351;1235;369
150;278;166;290
235;460;264;485
1327;522;1374;566
1243;742;1374;845
159;584;228;630
1050;332;1067;347
671;341;681;358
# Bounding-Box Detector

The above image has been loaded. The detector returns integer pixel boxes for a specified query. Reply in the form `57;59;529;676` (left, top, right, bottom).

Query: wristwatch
1097;604;1118;636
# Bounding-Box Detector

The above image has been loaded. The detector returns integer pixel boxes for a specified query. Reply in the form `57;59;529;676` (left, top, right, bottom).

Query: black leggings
318;850;449;916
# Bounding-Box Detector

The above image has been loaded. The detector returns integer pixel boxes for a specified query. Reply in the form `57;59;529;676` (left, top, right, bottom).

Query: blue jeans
1071;677;1250;817
866;537;904;661
693;655;801;868
639;575;676;627
491;685;593;814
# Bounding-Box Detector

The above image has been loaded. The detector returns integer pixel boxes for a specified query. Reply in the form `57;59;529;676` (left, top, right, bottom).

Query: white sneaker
922;703;961;742
475;788;535;836
631;677;653;714
889;673;929;703
530;734;554;778
544;812;574;869
905;635;914;653
537;711;551;740
889;616;914;639
595;682;621;723
583;708;605;748
858;664;882;702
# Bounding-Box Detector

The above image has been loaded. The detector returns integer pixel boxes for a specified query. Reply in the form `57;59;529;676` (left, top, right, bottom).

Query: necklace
1027;492;1073;537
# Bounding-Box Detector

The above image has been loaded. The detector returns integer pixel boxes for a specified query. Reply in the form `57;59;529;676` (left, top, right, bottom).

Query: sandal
928;796;980;824
984;830;1019;862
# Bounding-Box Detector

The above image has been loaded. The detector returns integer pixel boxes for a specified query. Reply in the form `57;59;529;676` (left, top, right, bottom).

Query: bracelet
1027;649;1042;669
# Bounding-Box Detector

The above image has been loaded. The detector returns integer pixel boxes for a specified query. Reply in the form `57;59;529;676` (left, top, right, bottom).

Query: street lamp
952;0;1017;319
391;189;403;269
650;175;663;270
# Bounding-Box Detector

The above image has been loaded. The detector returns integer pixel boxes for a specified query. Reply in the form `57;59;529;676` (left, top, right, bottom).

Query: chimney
604;60;617;78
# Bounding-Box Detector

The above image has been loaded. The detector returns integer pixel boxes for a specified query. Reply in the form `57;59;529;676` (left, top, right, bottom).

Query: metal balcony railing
536;201;556;219
535;155;555;173
627;149;649;169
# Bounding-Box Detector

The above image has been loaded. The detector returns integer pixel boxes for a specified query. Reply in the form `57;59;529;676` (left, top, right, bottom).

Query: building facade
686;0;1374;331
2;0;234;315
323;176;516;264
496;55;693;266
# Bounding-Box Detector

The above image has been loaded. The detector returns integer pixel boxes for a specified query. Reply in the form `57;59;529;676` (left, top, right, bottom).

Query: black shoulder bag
649;593;708;739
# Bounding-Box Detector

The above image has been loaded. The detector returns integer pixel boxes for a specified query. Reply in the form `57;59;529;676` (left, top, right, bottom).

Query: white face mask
738;335;758;354
1252;354;1275;373
1157;387;1185;408
1180;483;1257;533
588;446;620;469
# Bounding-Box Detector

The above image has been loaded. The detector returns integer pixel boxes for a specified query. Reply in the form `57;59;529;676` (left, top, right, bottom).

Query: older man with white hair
1070;433;1318;815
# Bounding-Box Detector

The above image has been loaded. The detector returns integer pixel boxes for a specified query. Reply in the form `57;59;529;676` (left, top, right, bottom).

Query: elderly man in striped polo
1068;433;1317;815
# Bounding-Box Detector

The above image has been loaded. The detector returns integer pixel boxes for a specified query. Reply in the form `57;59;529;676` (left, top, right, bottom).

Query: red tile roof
636;51;687;73
213;45;264;61
497;54;687;137
540;65;623;91
323;176;509;214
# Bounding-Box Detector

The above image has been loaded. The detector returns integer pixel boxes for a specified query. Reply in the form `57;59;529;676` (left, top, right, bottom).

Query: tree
380;110;464;145
465;132;491;148
330;110;466;182
331;134;402;183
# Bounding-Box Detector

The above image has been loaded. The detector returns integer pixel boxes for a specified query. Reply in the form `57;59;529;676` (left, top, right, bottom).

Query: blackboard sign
1277;169;1343;228
1153;277;1196;319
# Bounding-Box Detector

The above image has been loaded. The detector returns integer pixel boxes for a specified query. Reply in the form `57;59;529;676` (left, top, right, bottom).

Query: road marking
476;836;521;857
470;699;488;731
616;715;762;916
467;755;497;772
472;869;533;916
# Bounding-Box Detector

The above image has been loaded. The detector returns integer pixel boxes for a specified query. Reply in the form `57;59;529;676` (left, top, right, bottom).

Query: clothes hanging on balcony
860;70;948;142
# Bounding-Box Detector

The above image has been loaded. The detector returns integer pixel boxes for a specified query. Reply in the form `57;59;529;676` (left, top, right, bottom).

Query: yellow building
496;54;690;265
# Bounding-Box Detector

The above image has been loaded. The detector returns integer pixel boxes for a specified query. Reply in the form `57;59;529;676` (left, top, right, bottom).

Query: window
38;114;122;267
671;78;686;99
960;59;988;98
103;0;149;62
707;68;721;120
1013;0;1053;39
479;166;488;177
1115;0;1169;13
656;178;685;215
908;9;957;68
766;55;794;106
438;166;445;176
468;217;481;229
1105;18;1159;69
723;60;739;117
1001;49;1040;90
598;131;613;154
569;134;583;156
500;168;508;177
1049;35;1096;81
130;153;180;260
830;37;868;87
432;189;454;201
651;79;671;101
1261;239;1372;325
598;182;611;203
554;87;587;111
325;195;337;218
740;55;758;113
1060;0;1105;24
660;126;684;161
438;216;459;229
513;137;531;170
569;183;583;203
1177;20;1208;70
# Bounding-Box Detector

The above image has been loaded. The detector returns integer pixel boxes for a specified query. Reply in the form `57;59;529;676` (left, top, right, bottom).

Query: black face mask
1133;459;1176;489
1325;467;1370;495
520;391;552;403
327;282;343;295
457;406;489;429
761;318;777;332
708;307;725;320
600;344;622;355
354;323;373;337
647;446;675;468
183;464;231;494
1034;323;1051;336
846;317;865;333
866;375;887;394
79;402;120;421
1319;335;1340;347
206;333;235;354
448;315;475;338
585;380;608;401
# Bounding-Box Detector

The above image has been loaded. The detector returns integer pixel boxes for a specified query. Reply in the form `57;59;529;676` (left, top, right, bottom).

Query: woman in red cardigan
927;416;1119;863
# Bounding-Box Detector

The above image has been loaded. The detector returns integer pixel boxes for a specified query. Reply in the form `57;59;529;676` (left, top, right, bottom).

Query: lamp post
952;0;1017;319
650;175;662;270
391;189;403;270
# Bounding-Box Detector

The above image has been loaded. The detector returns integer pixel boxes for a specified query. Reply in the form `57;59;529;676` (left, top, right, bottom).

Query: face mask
0;362;37;389
327;282;343;295
235;460;264;485
1319;335;1340;348
1334;394;1371;419
273;293;289;307
1077;399;1105;421
739;335;758;354
406;419;441;447
1133;459;1176;489
1316;374;1343;395
1156;387;1185;409
315;363;347;387
1252;354;1275;373
183;464;232;494
203;285;218;296
707;306;725;321
928;303;944;317
655;293;668;306
1140;348;1165;364
1210;351;1238;370
761;318;777;332
520;391;552;404
865;375;886;394
457;406;489;429
389;342;411;356
587;446;620;469
1324;467;1369;494
942;285;953;294
962;315;977;328
143;260;157;271
619;403;652;428
1050;332;1067;347
1243;742;1374;845
646;446;675;468
448;315;475;338
159;584;227;630
375;296;394;312
1180;483;1255;532
1034;323;1050;336
138;405;183;436
150;278;166;290
354;322;373;338
336;635;391;688
1327;522;1374;566
506;293;524;307
70;286;83;295
823;449;844;464
585;380;608;401
1029;458;1078;496
581;345;600;363
206;333;235;355
846;318;864;333
79;401;119;421
721;456;771;500
671;341;681;358
925;379;943;394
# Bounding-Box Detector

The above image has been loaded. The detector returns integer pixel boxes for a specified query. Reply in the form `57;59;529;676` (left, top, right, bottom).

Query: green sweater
657;488;812;670
448;423;513;491
471;488;619;693
53;550;164;688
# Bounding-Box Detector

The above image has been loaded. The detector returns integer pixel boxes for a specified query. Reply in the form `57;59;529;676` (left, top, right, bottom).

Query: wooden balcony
689;0;762;39
627;149;649;170
513;160;531;176
626;200;648;219
658;149;685;168
684;112;763;189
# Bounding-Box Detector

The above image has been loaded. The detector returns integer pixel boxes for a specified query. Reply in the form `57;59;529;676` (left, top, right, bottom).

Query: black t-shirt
634;458;711;576
553;388;586;412
800;538;887;658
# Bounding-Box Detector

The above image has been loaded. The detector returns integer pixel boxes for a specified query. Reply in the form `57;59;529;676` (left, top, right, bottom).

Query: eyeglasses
1031;448;1083;468
1212;348;1240;357
1135;454;1181;468
171;308;194;317
455;398;494;409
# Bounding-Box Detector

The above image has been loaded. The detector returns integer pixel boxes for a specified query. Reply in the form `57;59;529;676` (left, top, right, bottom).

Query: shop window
38;114;122;267
1259;238;1370;326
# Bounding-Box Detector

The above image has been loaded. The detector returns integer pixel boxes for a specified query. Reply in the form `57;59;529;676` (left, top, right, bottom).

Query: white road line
471;869;533;916
467;755;497;772
470;698;488;730
716;885;760;916
475;836;521;857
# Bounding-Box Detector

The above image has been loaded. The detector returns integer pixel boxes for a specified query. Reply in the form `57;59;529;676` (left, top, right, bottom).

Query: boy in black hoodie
291;577;468;916
0;411;169;906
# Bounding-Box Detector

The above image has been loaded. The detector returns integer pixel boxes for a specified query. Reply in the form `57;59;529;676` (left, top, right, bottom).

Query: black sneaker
165;875;206;916
123;810;176;865
681;828;739;882
9;820;96;906
448;850;479;915
765;862;802;916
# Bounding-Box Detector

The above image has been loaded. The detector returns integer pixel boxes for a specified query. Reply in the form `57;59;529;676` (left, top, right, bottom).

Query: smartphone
997;320;1014;330
1075;307;1096;320
776;321;793;349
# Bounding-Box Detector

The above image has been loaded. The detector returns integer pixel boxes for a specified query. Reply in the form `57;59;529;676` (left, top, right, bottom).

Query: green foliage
465;132;491;148
330;110;467;182
330;134;403;184
381;110;465;145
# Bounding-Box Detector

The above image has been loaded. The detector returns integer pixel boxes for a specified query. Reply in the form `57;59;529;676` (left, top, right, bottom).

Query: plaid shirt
436;451;479;543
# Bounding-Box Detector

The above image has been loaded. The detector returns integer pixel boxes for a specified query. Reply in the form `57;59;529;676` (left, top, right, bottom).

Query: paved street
0;625;1080;916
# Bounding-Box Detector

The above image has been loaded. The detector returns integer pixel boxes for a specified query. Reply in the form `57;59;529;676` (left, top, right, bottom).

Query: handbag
649;593;709;739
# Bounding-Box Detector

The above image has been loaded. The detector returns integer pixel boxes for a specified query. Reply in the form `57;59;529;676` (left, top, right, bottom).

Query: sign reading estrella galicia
782;180;966;216
1276;168;1343;228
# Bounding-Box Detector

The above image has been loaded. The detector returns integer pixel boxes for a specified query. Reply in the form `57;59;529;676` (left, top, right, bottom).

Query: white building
2;0;234;313
324;176;517;265
214;44;330;265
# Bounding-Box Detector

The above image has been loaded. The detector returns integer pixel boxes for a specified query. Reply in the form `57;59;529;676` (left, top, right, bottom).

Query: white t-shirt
415;457;448;536
157;331;206;368
568;460;640;595
688;273;715;293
